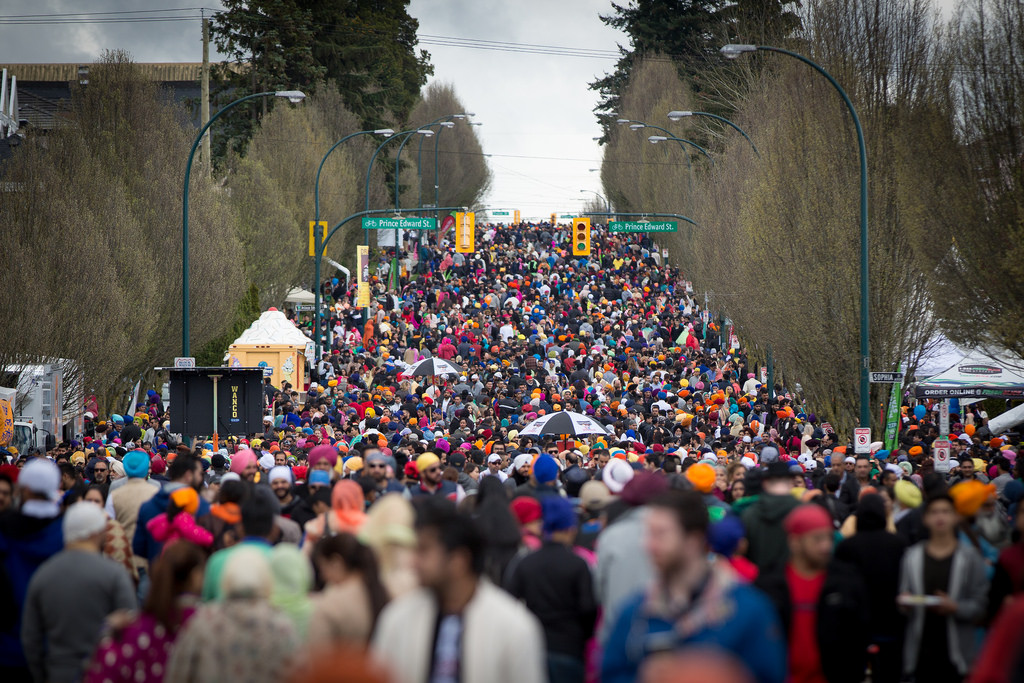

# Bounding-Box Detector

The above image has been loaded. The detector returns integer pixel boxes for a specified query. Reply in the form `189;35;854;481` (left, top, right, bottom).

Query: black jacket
835;531;907;640
838;476;866;509
506;541;597;659
756;560;870;683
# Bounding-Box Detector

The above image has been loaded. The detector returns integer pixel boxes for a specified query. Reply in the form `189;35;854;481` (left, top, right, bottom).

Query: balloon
913;405;926;420
965;424;975;436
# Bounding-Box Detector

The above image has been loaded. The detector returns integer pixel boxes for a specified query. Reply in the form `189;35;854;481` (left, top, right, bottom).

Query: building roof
0;62;241;83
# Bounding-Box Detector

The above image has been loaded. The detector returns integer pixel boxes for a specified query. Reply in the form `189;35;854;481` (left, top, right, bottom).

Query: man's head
645;490;710;579
784;504;834;572
89;457;109;484
413;498;484;593
958;456;975;479
854;455;872;482
18;458;61;506
364;449;388;483
268;466;293;501
843;456;855;473
923;493;958;536
241;488;277;539
168;453;202;490
417;453;443;487
63;500;108;549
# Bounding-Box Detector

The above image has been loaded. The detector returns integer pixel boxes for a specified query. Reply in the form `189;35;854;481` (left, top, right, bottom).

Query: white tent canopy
284;287;316;305
231;309;310;347
915;347;1024;400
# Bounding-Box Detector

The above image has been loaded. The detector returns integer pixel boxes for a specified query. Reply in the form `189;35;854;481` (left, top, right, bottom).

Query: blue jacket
132;485;211;564
0;510;63;667
601;565;787;683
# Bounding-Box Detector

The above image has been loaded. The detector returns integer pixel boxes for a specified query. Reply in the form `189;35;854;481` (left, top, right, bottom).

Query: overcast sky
1;0;959;219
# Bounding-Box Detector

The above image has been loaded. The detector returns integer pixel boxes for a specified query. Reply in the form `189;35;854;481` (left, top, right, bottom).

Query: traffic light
572;217;591;256
550;212;557;226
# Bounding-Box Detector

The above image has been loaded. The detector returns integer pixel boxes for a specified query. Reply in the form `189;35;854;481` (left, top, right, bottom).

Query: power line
0;7;204;18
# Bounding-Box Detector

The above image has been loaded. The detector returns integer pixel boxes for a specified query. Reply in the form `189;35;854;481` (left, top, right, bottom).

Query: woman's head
313;533;376;584
144;541;206;628
83;484;106;507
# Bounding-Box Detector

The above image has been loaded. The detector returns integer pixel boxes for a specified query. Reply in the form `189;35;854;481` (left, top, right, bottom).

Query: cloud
409;0;626;218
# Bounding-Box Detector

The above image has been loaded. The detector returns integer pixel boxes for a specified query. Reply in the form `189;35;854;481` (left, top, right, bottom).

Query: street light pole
721;43;870;427
667;110;760;157
182;89;305;357
416;116;462;211
392;129;434;289
618;119;696;205
312;127;393;359
579;189;610;213
647;135;715;164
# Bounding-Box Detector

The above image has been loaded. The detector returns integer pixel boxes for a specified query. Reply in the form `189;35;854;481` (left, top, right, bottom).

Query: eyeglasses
93;467;108;473
425;466;440;474
368;463;386;469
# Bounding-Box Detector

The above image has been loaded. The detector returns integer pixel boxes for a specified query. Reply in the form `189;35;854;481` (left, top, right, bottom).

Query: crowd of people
1;220;1023;683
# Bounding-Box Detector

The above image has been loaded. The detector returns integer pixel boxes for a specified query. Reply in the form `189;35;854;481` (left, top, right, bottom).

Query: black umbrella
519;410;610;437
405;357;464;379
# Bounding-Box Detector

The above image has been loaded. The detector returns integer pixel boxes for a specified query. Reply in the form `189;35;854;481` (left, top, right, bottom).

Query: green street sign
361;216;437;230
558;213;574;218
609;220;677;233
491;210;510;216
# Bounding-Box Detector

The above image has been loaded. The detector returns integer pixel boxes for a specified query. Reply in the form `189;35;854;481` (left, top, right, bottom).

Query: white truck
1;362;83;455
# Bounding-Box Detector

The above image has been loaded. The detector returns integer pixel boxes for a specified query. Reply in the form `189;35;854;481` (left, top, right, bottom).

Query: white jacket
371;581;547;683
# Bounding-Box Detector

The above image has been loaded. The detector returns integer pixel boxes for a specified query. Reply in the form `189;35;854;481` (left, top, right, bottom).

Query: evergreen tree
209;0;432;156
299;0;433;128
591;0;801;137
210;0;325;156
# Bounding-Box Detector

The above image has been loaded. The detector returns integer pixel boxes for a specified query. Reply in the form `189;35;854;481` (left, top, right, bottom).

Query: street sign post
869;371;903;383
933;439;951;472
853;427;871;454
361;216;437;230
609;220;678;233
939;400;950;436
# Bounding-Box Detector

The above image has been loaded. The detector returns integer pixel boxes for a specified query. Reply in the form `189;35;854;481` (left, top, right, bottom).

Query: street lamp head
589;168;600;172
628;123;645;130
415;129;435;136
469;122;483;126
275;90;306;103
720;44;757;59
452;114;468;119
616;118;630;125
667;110;693;121
374;128;395;136
648;135;667;144
440;121;455;128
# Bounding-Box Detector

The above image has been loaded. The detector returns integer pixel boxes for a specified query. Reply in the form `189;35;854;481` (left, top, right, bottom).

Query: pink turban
308;444;339;468
229;448;257;475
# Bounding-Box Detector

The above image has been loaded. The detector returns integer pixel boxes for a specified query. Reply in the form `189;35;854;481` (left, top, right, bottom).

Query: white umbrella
404;357;464;379
519;410;610;437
